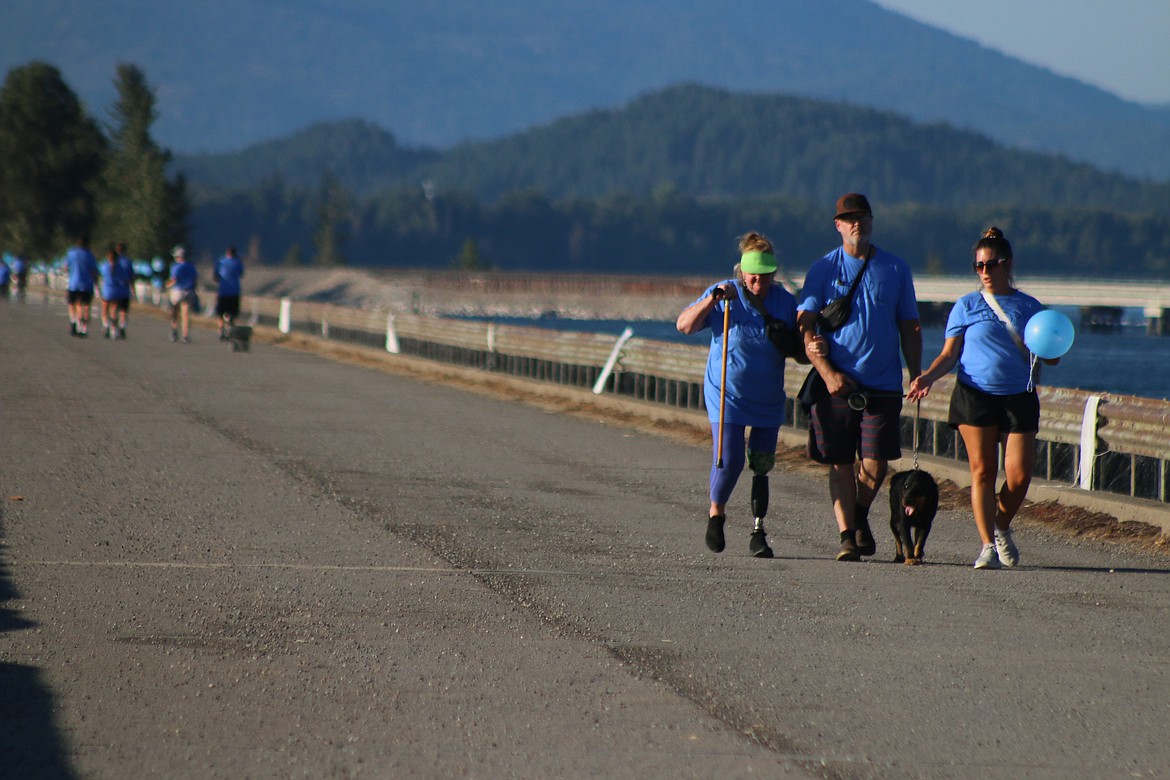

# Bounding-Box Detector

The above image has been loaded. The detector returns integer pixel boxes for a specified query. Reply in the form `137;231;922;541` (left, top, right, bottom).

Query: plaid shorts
808;392;903;465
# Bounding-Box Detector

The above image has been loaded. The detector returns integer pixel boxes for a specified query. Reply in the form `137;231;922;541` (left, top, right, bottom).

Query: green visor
740;250;777;274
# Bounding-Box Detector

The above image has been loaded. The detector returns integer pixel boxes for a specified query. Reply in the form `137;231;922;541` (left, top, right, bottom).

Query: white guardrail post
1079;395;1102;490
278;297;291;334
386;313;400;354
592;327;635;395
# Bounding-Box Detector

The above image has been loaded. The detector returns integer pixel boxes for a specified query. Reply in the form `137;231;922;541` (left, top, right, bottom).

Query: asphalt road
2;299;1168;780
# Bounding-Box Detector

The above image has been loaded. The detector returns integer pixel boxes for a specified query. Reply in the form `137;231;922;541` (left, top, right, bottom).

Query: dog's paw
903;557;922;566
893;554;906;564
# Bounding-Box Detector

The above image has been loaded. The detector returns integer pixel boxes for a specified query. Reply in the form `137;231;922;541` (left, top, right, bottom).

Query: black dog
888;468;938;565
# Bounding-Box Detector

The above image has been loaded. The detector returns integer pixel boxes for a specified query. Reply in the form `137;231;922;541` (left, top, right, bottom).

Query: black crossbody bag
817;251;872;332
798;252;873;410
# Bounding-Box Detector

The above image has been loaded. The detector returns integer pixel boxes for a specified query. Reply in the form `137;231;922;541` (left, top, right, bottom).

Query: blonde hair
738;231;774;255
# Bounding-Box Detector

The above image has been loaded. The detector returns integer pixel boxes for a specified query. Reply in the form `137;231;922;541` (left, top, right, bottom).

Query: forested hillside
181;120;438;198
179;85;1170;279
191;180;1170;280
180;86;1170;210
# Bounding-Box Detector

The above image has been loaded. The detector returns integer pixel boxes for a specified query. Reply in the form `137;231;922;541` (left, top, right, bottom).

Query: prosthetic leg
747;451;775;558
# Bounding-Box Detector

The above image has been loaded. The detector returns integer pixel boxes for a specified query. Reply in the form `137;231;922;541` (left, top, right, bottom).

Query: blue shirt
0;265;9;285
214;254;245;296
65;246;98;293
170;260;198;292
689;280;799;427
100;257;134;300
798;246;919;392
946;290;1045;395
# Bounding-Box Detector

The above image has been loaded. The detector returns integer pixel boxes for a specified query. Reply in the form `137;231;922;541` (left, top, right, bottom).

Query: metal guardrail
246;294;1170;505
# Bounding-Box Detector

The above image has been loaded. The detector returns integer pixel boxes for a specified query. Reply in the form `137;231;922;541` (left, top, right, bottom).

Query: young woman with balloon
908;227;1071;569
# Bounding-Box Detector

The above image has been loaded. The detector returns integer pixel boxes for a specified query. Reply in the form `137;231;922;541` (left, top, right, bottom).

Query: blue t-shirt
0;265;9;285
215;254;245;296
170;261;198;292
946;290;1045;395
100;257;134;300
65;246;98;293
689;280;799;427
797;246;919;392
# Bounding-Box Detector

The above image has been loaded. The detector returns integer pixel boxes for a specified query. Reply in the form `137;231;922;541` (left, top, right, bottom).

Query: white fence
248;294;1170;506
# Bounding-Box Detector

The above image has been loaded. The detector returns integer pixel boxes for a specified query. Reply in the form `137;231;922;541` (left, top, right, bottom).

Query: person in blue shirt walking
165;245;198;343
12;253;28;300
677;231;809;558
99;244;134;339
213;245;246;341
65;235;100;337
797;194;923;562
909;227;1058;569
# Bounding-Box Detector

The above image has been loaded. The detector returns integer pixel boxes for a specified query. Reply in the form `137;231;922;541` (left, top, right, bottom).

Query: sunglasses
972;258;1007;272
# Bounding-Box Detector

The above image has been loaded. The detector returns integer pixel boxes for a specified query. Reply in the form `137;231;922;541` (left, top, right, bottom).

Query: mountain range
175;85;1170;214
176;85;1170;279
3;0;1168;180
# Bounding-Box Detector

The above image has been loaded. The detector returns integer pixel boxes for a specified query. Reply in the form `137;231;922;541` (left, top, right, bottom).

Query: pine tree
454;238;490;270
0;62;106;258
97;63;188;260
312;172;351;266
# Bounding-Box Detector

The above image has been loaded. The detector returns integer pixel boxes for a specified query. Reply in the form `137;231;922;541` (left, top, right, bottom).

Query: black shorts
808;391;903;465
107;297;131;312
215;295;241;317
67;290;94;305
948;381;1040;433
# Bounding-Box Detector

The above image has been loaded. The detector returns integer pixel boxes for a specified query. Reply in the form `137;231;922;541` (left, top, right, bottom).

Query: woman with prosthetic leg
708;429;781;556
678;232;808;556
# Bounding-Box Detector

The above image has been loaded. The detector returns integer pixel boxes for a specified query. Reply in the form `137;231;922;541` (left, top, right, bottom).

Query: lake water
446;310;1169;401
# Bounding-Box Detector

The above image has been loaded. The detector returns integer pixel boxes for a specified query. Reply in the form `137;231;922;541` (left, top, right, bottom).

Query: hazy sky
874;0;1170;104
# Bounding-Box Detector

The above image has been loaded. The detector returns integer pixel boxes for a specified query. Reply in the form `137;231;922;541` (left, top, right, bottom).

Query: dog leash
912;399;921;471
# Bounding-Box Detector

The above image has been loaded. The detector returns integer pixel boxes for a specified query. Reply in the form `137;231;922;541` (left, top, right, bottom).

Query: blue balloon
1023;309;1075;359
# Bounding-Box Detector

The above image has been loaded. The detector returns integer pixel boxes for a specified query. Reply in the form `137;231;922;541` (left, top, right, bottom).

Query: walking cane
716;294;731;468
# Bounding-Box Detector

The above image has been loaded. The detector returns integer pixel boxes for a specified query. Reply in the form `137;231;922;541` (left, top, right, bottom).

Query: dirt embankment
239;267;694;321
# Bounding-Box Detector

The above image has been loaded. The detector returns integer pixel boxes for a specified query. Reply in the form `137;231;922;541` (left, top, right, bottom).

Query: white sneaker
995;528;1019;567
973;543;1002;569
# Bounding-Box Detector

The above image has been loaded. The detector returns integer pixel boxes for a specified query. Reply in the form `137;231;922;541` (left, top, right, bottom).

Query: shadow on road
1;521;78;779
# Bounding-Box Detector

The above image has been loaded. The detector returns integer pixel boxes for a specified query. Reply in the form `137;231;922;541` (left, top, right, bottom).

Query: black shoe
705;514;726;553
749;530;774;558
837;535;861;562
855;520;876;557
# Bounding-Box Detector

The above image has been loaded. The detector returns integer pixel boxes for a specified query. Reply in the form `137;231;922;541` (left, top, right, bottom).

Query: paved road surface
2;299;1168;779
